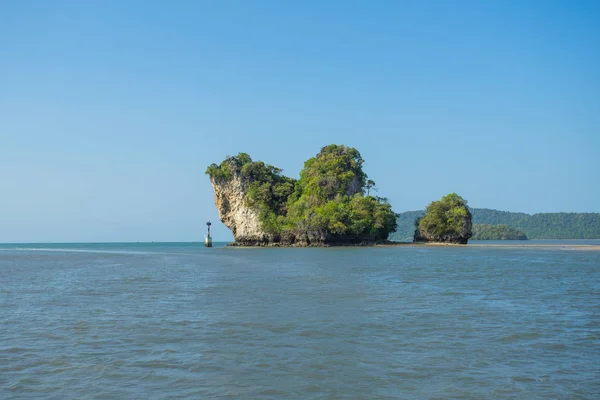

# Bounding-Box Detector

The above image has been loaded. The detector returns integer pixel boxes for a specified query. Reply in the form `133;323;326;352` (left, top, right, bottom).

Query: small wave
2;347;29;353
439;291;463;296
511;375;537;383
258;388;288;396
497;331;542;343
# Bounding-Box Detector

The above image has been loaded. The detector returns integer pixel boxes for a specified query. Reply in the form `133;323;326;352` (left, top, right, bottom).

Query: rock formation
206;145;398;246
413;193;473;244
209;163;274;245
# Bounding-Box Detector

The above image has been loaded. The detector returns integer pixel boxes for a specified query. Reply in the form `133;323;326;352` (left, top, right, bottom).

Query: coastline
225;241;600;251
466;243;600;251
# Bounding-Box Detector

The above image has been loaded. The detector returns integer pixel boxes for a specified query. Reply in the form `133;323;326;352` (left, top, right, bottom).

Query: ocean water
1;242;599;399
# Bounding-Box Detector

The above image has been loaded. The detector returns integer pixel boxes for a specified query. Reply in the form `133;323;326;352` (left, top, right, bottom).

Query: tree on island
414;193;473;244
206;144;397;246
365;179;377;196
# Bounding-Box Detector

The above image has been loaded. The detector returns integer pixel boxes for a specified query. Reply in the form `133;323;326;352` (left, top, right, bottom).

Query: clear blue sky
1;0;599;242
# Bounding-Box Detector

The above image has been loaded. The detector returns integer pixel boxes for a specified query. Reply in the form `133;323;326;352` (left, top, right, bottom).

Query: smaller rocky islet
413;193;473;244
206;144;472;246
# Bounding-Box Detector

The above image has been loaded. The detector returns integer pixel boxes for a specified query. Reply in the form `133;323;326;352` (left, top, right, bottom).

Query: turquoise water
1;242;599;399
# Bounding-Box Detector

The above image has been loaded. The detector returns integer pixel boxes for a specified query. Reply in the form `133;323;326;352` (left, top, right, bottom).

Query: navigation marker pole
205;221;213;247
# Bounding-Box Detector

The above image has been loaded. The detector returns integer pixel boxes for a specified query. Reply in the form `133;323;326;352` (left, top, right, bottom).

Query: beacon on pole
205;221;212;247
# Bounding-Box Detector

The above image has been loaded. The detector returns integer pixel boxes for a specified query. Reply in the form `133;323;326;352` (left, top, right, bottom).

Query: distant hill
389;208;600;241
471;224;527;240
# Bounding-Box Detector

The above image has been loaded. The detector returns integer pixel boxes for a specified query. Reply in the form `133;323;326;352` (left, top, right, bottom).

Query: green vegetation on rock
471;224;527;240
206;145;397;245
414;193;472;244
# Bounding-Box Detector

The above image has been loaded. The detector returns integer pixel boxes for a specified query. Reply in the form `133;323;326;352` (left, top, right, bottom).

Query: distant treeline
389;208;600;241
471;224;527;240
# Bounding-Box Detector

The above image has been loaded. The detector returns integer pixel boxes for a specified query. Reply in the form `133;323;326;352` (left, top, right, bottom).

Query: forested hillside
389;208;600;241
471;224;527;240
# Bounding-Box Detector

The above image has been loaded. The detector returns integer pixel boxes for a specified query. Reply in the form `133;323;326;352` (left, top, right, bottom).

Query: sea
1;241;599;399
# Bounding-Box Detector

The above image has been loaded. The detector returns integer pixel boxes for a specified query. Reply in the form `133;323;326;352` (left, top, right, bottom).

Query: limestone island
206;145;398;246
413;193;473;244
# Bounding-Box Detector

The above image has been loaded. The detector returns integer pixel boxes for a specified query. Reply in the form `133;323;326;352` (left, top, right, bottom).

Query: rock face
209;168;274;245
210;169;330;246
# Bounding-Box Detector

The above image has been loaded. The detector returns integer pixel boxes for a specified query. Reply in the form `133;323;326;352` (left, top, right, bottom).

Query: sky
1;0;599;243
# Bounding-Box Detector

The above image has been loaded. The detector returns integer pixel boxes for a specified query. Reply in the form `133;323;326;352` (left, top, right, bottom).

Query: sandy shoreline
226;242;600;251
466;243;600;251
375;242;600;251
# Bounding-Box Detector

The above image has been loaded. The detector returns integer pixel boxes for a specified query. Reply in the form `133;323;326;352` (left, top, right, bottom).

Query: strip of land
377;242;600;251
467;243;600;251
